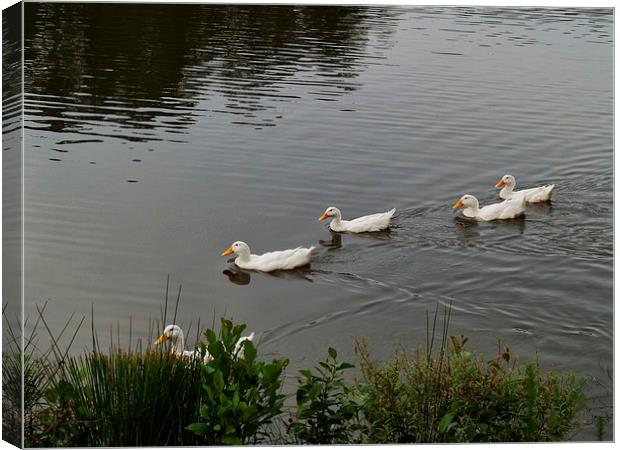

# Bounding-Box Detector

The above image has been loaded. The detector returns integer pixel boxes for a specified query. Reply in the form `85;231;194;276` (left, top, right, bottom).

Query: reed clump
35;350;206;447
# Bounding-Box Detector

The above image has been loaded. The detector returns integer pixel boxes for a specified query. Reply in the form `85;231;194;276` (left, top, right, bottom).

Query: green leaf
232;390;240;409
319;361;332;372
222;435;242;445
186;422;210;435
221;319;233;336
296;387;308;404
337;362;355;371
233;323;247;336
214;370;225;392
299;369;313;380
199;404;210;418
242;340;256;361
328;347;337;359
439;413;454;433
205;329;217;345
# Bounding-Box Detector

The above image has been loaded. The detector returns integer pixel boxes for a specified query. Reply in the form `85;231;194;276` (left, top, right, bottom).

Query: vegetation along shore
4;295;604;447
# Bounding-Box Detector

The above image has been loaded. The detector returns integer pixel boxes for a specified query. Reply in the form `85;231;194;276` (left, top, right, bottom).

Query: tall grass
38;350;205;446
2;303;23;447
3;302;84;447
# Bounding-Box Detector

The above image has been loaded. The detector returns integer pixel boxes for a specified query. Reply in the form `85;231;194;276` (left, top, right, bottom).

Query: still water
22;5;612;439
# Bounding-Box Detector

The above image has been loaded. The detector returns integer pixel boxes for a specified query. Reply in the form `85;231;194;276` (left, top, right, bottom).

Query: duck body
154;324;210;363
454;194;526;221
234;332;255;358
496;174;554;203
222;241;313;272
319;207;396;233
155;325;255;361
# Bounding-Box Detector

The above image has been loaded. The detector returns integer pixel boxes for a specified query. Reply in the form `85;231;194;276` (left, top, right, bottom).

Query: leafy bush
289;347;363;444
186;319;288;445
356;334;587;443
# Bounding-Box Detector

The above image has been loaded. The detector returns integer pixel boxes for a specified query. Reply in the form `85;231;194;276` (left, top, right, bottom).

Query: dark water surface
23;5;612;439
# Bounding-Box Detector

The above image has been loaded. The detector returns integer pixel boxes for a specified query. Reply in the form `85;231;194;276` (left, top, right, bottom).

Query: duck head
221;241;251;259
495;174;516;189
318;206;341;221
154;324;185;354
453;194;479;211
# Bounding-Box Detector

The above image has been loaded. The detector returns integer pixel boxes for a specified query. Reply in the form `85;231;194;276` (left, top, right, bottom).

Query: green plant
356;311;588;444
289;347;363;444
435;342;587;442
187;319;288;445
3;302;85;448
27;282;209;447
37;349;207;446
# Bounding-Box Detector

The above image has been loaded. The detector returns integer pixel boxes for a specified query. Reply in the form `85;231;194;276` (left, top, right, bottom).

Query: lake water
21;4;612;440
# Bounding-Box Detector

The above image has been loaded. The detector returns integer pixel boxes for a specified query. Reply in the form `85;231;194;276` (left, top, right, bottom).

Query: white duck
221;241;313;272
154;324;210;362
318;206;396;233
495;174;554;203
453;194;526;221
154;324;255;361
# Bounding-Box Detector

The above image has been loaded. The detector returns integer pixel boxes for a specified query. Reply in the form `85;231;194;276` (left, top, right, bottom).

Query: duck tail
387;208;396;217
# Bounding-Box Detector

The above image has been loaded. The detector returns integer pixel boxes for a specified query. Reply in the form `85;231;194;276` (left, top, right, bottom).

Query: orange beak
221;246;234;256
495;178;506;188
318;212;329;222
154;334;168;345
453;199;464;209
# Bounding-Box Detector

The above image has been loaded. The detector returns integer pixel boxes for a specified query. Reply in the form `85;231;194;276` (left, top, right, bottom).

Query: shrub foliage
288;347;363;444
356;335;587;443
186;319;288;445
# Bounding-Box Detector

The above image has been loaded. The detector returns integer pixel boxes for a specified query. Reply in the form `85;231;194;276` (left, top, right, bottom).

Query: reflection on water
453;214;526;244
319;232;342;250
526;201;553;215
222;265;313;286
24;4;400;141
222;268;251;285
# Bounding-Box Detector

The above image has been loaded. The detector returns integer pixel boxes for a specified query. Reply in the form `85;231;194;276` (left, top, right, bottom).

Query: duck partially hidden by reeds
154;324;255;362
